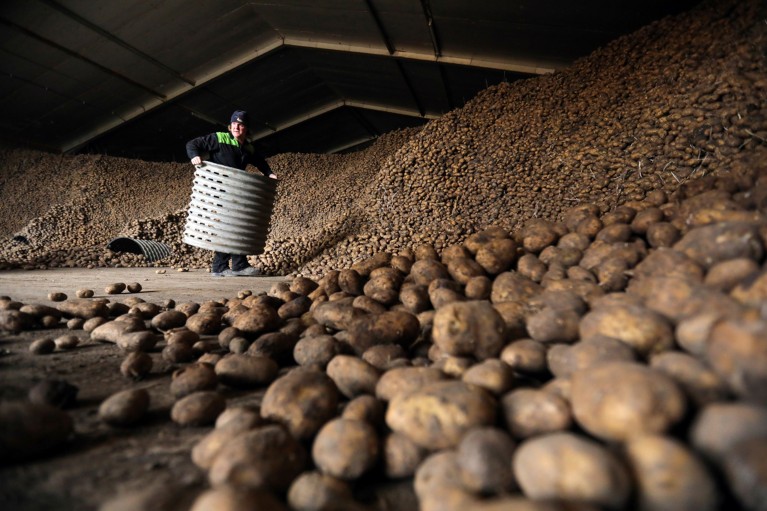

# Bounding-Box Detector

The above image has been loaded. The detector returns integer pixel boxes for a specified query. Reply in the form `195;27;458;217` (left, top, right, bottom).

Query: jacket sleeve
186;133;218;160
246;147;273;176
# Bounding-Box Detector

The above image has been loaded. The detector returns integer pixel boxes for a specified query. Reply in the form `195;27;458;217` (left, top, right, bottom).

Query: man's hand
191;156;202;165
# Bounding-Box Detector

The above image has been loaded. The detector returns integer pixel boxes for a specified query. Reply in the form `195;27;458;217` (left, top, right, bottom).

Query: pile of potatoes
4;157;767;510
1;0;765;280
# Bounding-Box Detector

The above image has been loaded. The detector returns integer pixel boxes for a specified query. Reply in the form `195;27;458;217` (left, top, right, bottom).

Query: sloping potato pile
0;0;765;279
2;1;767;508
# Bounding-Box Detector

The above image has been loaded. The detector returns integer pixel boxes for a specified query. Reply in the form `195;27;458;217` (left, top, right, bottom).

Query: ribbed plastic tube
183;161;277;255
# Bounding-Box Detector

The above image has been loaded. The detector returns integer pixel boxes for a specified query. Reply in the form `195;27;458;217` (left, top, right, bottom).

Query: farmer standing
186;110;277;277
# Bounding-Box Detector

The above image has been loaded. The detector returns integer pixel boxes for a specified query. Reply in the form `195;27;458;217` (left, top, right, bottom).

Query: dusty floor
0;267;287;305
0;268;299;510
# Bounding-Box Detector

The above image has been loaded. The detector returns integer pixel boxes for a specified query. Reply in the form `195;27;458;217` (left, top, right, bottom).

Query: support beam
248;99;437;141
327;136;377;154
59;34;559;153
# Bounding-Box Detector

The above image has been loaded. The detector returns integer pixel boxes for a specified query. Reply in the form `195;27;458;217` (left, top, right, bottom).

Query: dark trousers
212;252;250;273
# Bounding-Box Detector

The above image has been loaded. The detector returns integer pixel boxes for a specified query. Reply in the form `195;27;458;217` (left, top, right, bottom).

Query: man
186;110;277;277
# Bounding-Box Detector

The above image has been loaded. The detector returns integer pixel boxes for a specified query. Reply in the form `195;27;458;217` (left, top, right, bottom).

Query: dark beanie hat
230;110;249;126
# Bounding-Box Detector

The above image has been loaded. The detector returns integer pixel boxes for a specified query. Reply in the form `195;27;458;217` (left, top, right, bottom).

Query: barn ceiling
0;0;700;161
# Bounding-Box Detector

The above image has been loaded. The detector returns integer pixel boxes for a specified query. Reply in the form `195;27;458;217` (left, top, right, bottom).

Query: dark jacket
186;132;272;175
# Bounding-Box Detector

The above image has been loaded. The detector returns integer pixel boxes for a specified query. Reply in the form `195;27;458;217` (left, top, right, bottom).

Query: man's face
230;121;247;140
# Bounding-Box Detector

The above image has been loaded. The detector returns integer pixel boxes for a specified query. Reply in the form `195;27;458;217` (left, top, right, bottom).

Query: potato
414;243;439;261
312;301;364;332
515;254;547;283
513;432;630;509
674;222;763;269
162;343;195;364
176;301;200;317
75;288;94;299
351;251;391;277
116;330;158;352
165;327;200;346
91;319;145;344
66;317;84;330
47;291;67;302
525;307;580;344
398;284;429;314
650;351;729;406
364;268;404;305
386;380;497;450
498;339;546;374
208;424;307;490
461;359;514;396
278;296;311;320
29;337;55;354
501;388;572;439
99;388;150;427
28;379;78;408
571;362;686;441
293;335;340;368
0;401;74;463
337;269;365;296
491;272;542;304
105;283;127;295
375;366;446;401
247;331;296;365
383;432;427;479
579;302;674;357
214;354;278;388
414;451;472;506
409;258;449;286
171;363;218;398
261;368;340;440
53;334;79;350
149;310;187;332
646;222;681;248
722;437;767;511
631;207;664;234
82;316;108;333
457;427;516;495
690;402;767;462
287;276;316;296
352;295;387;314
185;312;223;335
474;238;517;275
427;278;465;309
464;276;492;300
547;336;636;378
107;302;131;317
120;351;153;380
287;471;355;511
629;275;744;324
362;343;407;371
704;257;759;292
57;299;109;319
432;301;506;360
706;316;767;402
171;390;225;427
624;435;719;511
189;486;286;511
520;219;560;253
345;309;420;356
312;418;380;480
326;355;380;399
20;304;62;321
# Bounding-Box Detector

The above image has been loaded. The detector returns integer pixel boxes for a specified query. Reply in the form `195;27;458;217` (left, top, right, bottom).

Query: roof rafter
59;35;558;153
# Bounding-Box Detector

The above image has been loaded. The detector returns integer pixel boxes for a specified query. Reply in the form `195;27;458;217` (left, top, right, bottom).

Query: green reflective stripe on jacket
216;132;239;147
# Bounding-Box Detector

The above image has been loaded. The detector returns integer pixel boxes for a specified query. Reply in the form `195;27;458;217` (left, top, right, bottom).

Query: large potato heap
3;150;767;510
0;0;765;278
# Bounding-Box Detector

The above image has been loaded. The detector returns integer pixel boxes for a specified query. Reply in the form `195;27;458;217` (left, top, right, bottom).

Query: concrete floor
0;267;288;305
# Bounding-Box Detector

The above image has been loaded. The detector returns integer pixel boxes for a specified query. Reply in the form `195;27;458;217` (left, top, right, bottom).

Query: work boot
226;267;261;277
